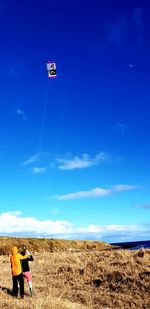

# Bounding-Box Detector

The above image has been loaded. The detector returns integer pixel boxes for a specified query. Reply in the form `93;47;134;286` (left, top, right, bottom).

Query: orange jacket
10;246;28;276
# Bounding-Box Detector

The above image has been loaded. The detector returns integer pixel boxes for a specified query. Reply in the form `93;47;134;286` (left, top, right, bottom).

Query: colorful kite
46;61;57;78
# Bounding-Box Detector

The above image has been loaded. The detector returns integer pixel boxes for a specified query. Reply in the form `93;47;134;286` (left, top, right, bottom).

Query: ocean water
110;240;150;250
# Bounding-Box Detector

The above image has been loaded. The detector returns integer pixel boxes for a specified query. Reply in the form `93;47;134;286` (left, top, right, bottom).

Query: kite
46;61;57;78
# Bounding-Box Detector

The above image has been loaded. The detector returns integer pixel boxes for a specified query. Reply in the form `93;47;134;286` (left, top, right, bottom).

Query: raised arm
26;250;34;261
18;253;29;260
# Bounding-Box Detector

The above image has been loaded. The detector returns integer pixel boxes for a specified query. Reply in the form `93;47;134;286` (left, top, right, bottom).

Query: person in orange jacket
10;246;29;298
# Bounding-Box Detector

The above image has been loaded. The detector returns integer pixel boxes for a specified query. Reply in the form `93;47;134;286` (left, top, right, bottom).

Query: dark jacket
21;254;34;272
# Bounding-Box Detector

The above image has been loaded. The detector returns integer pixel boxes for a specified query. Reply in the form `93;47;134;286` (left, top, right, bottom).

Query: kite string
54;83;66;155
38;80;49;153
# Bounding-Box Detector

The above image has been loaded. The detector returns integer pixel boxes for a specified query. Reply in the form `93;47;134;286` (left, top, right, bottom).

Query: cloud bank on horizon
0;212;149;243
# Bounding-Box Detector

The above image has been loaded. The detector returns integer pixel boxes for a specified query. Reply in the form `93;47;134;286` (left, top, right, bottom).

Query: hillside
0;237;111;255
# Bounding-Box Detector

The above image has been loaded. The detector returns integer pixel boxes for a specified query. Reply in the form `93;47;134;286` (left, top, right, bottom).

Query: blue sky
0;0;150;242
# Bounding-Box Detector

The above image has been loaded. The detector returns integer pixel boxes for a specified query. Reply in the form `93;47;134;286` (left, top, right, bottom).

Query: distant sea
110;240;150;250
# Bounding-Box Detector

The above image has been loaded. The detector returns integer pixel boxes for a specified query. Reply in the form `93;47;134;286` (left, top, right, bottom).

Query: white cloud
22;153;40;166
79;224;143;234
32;167;47;174
22;152;110;172
5;210;22;216
0;212;149;242
22;151;50;167
0;212;72;235
17;109;26;121
50;184;139;200
112;184;139;192
57;152;110;170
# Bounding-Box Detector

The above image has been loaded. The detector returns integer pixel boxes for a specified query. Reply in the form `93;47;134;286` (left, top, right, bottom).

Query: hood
12;246;18;255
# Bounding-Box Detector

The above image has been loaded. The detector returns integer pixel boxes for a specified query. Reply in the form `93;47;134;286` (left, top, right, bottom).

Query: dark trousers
12;273;24;297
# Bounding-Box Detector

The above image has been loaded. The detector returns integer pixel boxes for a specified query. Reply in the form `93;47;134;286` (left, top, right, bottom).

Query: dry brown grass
0;245;150;308
0;237;110;255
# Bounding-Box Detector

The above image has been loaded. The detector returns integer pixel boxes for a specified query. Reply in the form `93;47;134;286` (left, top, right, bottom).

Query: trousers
12;273;24;297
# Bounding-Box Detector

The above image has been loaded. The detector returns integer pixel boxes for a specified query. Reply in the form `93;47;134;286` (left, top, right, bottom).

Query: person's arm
26;250;34;261
27;255;34;261
10;256;13;271
18;253;28;260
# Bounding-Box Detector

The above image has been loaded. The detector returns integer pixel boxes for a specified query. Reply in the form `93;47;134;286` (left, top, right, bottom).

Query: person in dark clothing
10;246;29;298
21;246;34;296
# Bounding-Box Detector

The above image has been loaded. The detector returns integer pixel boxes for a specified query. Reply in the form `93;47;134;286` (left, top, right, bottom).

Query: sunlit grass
0;238;150;308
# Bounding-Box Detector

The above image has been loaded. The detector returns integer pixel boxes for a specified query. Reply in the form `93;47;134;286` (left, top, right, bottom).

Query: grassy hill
0;236;111;255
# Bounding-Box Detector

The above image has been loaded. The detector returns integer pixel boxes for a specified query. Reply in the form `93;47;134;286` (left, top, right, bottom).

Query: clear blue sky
0;0;150;242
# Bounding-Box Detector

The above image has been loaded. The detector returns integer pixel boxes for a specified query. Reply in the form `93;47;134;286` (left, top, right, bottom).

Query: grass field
0;239;150;309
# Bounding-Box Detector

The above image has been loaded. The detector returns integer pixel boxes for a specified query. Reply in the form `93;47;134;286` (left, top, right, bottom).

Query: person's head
11;246;18;255
22;245;27;256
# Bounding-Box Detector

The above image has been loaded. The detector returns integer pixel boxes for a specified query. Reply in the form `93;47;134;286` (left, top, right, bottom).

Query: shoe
29;287;33;296
12;292;18;298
